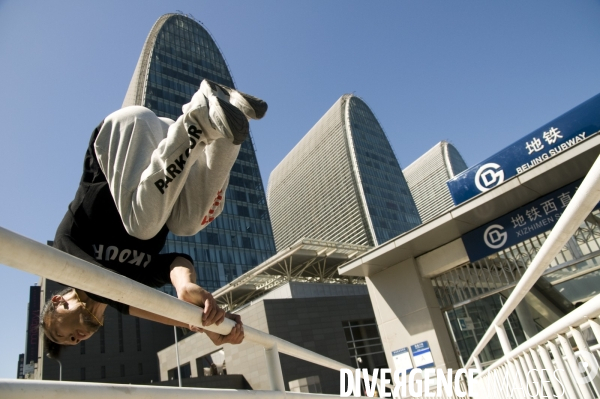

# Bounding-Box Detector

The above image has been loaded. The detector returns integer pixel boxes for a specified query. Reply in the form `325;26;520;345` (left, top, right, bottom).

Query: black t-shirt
53;121;192;313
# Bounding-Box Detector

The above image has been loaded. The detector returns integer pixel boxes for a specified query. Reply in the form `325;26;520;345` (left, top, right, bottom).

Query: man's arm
130;256;244;345
169;256;225;327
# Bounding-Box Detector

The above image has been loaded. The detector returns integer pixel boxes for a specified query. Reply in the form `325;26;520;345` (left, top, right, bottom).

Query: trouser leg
166;138;240;235
94;102;236;240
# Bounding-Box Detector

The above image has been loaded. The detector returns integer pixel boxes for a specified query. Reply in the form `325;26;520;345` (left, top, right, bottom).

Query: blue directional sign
462;179;600;262
447;93;600;206
410;341;434;370
391;347;413;374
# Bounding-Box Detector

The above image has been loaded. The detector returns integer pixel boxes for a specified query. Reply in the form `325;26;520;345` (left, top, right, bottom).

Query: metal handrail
476;293;600;379
0;379;342;399
0;225;379;392
464;153;600;371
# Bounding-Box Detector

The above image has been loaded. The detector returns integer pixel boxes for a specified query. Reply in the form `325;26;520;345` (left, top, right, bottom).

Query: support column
366;257;460;374
264;344;285;391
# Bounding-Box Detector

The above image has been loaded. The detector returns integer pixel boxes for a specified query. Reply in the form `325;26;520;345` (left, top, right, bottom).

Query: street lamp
174;326;182;387
46;353;62;381
355;356;366;396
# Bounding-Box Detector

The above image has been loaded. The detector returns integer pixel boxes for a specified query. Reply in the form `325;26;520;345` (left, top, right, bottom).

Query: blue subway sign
410;341;435;370
462;179;600;262
447;93;600;206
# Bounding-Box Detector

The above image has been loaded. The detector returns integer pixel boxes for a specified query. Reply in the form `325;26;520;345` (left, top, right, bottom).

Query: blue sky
1;0;599;378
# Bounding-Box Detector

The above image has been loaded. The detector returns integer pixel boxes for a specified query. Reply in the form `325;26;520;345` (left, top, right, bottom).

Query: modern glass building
123;13;276;293
267;94;421;250
403;141;468;223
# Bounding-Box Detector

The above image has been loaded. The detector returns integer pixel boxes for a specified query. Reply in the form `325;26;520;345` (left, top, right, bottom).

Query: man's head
40;287;103;350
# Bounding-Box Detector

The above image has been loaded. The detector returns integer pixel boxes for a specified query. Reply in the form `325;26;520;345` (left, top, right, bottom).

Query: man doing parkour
41;80;267;356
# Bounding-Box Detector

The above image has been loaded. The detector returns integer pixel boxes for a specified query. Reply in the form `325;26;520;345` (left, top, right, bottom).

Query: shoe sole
213;97;249;145
230;91;268;120
201;80;268;120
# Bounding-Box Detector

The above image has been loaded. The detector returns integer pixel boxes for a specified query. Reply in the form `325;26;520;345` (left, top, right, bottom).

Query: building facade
403;141;468;223
339;93;600;371
267;94;421;250
122;13;276;293
17;353;24;379
25;285;41;368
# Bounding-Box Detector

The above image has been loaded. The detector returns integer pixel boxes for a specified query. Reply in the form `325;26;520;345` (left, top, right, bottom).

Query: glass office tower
268;94;421;249
123;13;276;293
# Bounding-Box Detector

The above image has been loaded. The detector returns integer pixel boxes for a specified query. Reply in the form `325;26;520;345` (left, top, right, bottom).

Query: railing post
557;333;594;399
265;343;285;392
494;324;512;355
528;348;553;398
538;344;571;399
495;325;527;399
547;339;580;399
588;318;600;340
473;357;483;373
570;326;600;392
174;326;182;387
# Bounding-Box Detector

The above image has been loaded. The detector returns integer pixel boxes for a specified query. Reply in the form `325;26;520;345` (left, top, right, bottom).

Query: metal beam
0;379;342;399
0;226;365;379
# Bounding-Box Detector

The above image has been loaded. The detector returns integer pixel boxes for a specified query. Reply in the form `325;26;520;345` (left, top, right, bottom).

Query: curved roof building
267;94;421;250
404;141;468;223
123;13;276;292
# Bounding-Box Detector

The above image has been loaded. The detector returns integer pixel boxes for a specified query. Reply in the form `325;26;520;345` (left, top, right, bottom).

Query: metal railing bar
472;264;485;296
498;252;515;286
543;249;600;279
439;273;452;308
0;379;342;399
452;268;465;303
548;339;580;399
557;333;594;399
572;328;600;397
482;260;496;291
440;283;517;312
529;347;553;398
547;262;600;286
0;226;375;386
521;351;541;399
536;344;565;399
475;294;600;379
460;265;476;298
513;244;527;279
464;154;600;370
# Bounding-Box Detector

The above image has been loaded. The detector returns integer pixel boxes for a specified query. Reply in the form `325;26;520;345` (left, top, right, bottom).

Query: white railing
463;153;600;399
0;226;382;397
470;298;600;399
0;379;342;399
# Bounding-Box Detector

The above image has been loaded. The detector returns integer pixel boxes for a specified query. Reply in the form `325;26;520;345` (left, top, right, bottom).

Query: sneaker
200;79;268;120
205;94;249;145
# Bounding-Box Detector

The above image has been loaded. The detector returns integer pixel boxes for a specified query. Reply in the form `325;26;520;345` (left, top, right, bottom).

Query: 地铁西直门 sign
462;179;600;262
